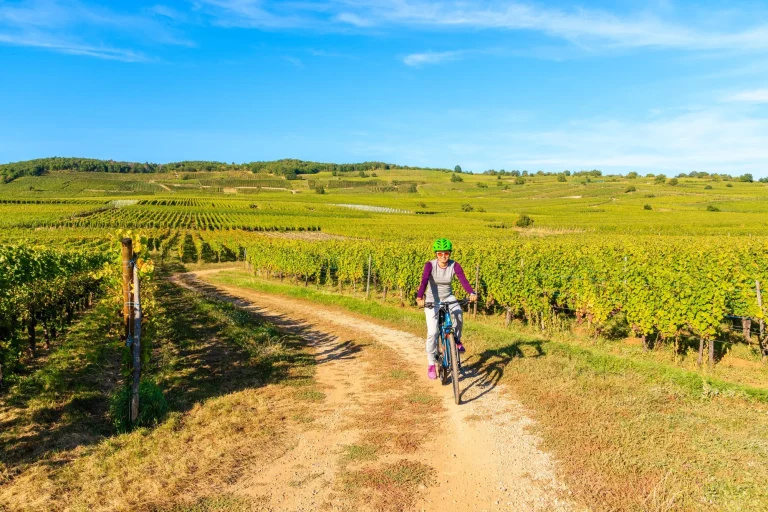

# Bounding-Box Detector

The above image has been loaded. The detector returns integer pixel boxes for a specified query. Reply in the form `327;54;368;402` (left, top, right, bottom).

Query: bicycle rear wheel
446;333;461;404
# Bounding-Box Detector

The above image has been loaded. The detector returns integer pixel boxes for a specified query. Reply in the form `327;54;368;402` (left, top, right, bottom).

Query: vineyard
2;161;768;511
0;244;109;384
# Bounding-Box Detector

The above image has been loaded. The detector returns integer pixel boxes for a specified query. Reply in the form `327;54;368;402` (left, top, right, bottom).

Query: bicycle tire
446;333;461;404
438;336;448;385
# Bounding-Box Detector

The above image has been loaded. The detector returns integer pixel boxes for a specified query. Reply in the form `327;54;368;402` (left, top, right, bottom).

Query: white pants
424;296;463;365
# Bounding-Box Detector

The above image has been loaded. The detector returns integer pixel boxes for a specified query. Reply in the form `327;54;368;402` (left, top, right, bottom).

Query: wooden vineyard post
121;238;138;424
473;262;480;320
365;254;372;300
698;337;704;368
122;238;133;352
757;280;766;360
131;265;142;424
709;337;715;367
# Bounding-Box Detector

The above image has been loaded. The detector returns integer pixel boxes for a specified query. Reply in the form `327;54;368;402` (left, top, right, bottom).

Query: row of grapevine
199;232;768;346
0;245;110;385
39;207;323;232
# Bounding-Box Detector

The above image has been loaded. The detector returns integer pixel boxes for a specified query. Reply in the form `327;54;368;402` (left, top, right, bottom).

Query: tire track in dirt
173;269;575;511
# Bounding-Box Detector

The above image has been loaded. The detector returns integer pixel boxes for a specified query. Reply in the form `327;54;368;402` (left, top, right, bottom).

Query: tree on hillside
454;165;462;173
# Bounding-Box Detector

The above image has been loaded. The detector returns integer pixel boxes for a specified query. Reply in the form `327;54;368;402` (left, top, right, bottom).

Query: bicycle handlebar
423;298;471;309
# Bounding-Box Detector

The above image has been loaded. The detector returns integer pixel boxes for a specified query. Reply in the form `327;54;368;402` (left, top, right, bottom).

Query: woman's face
436;251;451;265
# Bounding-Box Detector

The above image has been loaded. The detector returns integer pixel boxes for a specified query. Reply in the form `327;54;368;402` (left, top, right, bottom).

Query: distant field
1;168;768;235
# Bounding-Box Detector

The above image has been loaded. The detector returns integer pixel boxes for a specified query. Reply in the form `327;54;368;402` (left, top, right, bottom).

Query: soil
173;269;575;512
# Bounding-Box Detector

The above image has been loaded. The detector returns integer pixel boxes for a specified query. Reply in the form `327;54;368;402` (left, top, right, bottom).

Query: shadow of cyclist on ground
459;340;545;404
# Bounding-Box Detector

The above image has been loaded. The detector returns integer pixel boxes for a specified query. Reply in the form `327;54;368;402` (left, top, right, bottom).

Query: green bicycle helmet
432;238;453;252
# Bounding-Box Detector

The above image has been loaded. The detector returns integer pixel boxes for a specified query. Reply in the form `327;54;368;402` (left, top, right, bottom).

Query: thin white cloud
0;32;148;62
347;106;768;176
0;0;193;61
283;55;304;68
335;12;372;27
195;1;768;52
403;50;465;66
726;89;768;103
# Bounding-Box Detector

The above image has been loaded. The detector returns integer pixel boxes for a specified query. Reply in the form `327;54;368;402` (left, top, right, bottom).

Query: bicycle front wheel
446;333;461;404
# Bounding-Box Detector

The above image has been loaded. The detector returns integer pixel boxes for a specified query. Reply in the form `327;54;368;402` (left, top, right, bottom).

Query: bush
707;205;720;212
643;204;652;210
109;380;168;433
461;204;474;212
704;185;713;190
625;185;636;193
654;174;666;184
627;172;638;179
477;207;486;212
557;174;567;182
315;186;325;194
451;173;463;183
516;214;534;227
726;183;733;187
667;178;679;186
476;183;488;188
514;177;525;185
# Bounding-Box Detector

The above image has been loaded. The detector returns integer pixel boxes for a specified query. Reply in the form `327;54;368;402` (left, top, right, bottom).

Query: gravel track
173;269;574;511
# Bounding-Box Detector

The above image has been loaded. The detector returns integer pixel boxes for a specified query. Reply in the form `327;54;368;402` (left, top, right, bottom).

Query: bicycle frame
436;305;457;374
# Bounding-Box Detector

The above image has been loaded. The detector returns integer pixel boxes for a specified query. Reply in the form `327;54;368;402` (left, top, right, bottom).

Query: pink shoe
427;365;437;380
456;342;466;353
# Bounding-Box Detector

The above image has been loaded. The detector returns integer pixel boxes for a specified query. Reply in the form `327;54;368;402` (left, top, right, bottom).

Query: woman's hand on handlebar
416;297;425;308
469;293;477;303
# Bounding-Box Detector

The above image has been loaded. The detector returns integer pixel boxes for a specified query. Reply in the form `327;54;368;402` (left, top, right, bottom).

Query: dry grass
341;460;435;512
0;272;320;511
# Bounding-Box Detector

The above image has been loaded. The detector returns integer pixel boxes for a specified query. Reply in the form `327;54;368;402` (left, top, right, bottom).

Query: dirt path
172;269;574;511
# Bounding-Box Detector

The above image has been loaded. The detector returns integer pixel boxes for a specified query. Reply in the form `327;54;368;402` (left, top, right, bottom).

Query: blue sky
1;1;768;176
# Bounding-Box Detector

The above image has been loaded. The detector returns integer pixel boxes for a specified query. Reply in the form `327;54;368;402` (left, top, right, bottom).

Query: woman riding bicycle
416;238;477;380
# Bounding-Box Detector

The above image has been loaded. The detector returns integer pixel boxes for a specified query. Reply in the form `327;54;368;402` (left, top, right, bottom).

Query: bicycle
423;298;470;405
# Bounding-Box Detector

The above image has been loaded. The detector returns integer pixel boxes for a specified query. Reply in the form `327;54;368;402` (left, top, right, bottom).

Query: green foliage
654;174;666;184
476;183;488;188
316;185;326;195
667;178;679;186
627;172;638;179
516;214;534;228
643;204;652;210
557;174;567;182
461;204;474;212
625;185;636;193
0;244;109;386
707;205;720;212
0;157;451;183
704;185;713;189
109;380;168;433
514;177;525;185
726;183;734;187
454;165;462;173
451;173;463;183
